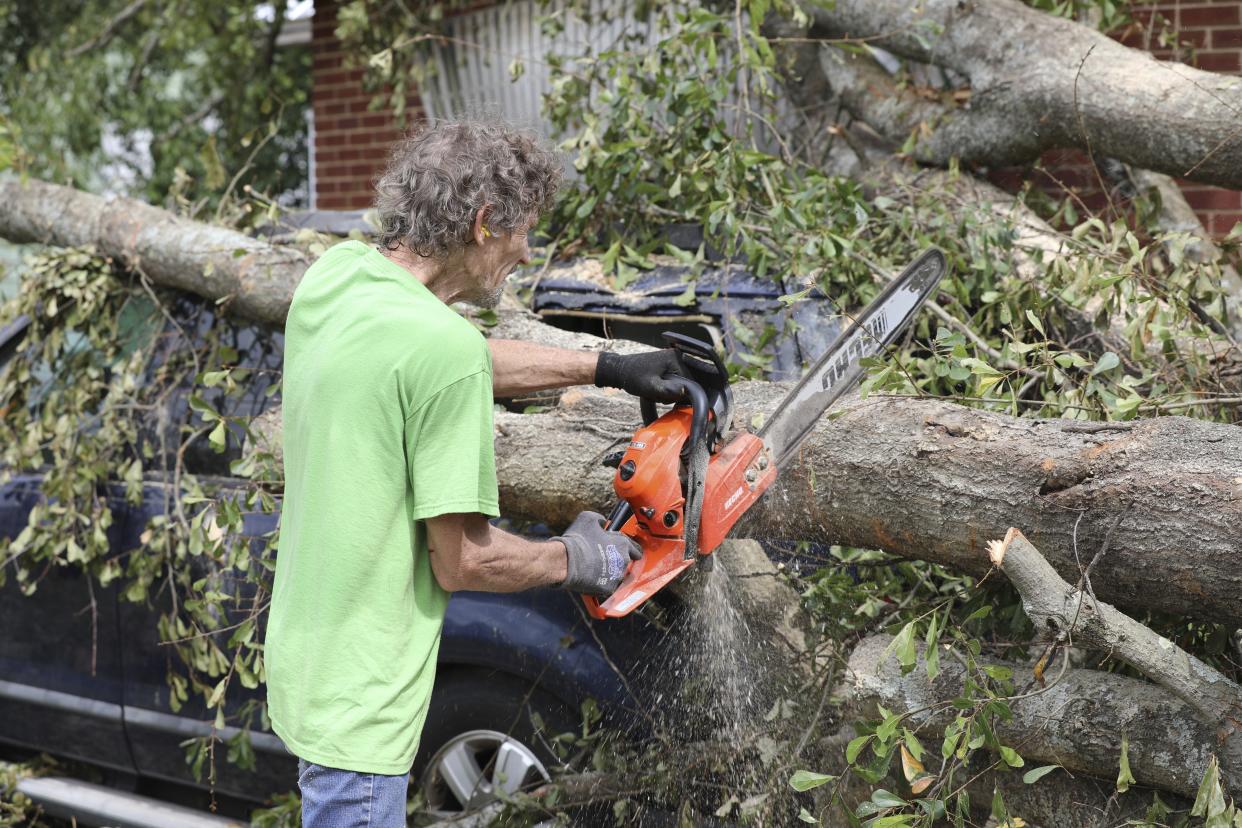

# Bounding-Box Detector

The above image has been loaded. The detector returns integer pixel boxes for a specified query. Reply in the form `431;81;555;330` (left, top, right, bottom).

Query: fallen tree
806;0;1242;190
4;176;1239;628
4;176;1241;822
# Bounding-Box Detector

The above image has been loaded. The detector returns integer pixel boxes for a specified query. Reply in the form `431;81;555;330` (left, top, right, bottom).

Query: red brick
1183;187;1242;209
1209;212;1242;236
1175;28;1209;48
314;101;349;116
1194;51;1242;71
1179;5;1240;27
1211;28;1242;49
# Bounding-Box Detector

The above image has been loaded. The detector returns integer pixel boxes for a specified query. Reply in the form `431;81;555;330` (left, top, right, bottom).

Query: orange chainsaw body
582;407;778;619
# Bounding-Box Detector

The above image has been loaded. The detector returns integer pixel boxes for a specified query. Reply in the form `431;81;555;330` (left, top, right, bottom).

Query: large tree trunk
491;381;1242;628
808;0;1242;189
4;177;1241;632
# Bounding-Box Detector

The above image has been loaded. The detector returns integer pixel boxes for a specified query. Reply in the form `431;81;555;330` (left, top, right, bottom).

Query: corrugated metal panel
420;1;795;156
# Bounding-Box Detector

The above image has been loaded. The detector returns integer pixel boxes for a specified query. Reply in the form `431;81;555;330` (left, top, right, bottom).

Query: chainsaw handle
639;380;709;459
605;500;632;532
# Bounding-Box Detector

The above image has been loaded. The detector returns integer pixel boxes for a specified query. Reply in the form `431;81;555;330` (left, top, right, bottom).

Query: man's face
463;217;534;309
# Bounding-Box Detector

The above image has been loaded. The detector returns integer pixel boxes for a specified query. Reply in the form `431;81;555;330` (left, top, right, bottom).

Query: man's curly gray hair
373;121;563;257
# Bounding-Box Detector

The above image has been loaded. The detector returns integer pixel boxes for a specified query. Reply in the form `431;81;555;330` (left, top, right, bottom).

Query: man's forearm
430;515;569;593
488;339;599;397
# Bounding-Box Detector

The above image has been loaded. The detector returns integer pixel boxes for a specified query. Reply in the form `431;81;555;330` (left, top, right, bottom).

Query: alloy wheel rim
419;728;551;814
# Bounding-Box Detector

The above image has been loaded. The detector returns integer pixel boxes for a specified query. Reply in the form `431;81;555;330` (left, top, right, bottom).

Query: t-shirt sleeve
404;370;500;521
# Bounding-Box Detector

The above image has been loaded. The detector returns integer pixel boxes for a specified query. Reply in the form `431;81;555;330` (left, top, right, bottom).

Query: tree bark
807;0;1242;190
847;633;1231;802
0;177;309;325
991;528;1242;788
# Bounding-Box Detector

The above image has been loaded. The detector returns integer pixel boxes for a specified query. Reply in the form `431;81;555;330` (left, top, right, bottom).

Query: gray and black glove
594;349;692;403
554;511;642;596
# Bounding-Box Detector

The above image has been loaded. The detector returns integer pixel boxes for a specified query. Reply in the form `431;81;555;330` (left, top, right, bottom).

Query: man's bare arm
425;512;568;593
488;339;599;397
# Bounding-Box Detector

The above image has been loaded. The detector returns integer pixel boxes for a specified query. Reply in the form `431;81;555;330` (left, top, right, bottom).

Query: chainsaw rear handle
639;380;709;458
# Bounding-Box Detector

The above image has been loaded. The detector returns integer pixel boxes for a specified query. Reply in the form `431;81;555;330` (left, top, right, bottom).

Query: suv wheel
414;668;576;817
420;728;549;813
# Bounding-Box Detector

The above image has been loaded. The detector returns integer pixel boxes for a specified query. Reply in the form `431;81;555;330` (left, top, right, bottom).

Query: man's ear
471;205;493;244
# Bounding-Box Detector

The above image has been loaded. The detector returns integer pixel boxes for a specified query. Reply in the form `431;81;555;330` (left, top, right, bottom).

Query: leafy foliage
0;0;310;207
0;247;285;813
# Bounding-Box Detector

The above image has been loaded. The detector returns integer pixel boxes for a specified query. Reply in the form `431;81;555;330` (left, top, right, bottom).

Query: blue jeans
298;758;410;828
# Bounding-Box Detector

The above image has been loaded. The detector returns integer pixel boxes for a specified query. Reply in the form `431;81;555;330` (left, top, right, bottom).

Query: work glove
594;349;692;403
554;511;642;596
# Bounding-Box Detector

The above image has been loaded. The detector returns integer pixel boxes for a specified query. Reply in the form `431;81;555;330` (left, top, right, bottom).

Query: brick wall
311;1;422;210
1013;1;1242;236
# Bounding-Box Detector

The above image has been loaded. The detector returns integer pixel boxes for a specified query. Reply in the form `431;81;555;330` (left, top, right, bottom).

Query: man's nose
518;241;531;265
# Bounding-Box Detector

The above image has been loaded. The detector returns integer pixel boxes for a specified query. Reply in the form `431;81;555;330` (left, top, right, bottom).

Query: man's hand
594;349;692;403
554;511;642;596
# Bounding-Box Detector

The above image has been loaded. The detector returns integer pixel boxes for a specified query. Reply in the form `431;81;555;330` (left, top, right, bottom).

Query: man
264;121;691;827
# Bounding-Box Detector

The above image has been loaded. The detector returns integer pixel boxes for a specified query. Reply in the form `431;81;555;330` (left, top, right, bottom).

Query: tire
412;667;577;817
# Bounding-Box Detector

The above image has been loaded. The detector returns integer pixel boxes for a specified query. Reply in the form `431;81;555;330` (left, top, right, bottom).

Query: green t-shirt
265;240;499;774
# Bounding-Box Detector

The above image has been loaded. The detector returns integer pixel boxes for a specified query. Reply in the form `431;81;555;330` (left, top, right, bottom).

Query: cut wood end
987;527;1024;567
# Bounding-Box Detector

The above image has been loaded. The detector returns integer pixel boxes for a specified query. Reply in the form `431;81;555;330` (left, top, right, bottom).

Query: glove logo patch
603;543;626;582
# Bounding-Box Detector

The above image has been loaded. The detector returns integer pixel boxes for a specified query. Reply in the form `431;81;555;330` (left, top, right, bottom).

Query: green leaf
1025;309;1045;335
1023;765;1060;784
201;369;229;387
1091;351;1120;376
1191;754;1223;819
964;605;992;623
208;419;228;452
846;735;870;764
868;817;917;828
789;770;836;792
574;195;597;219
207;677;228;707
870;789;906;808
1116;733;1136;793
876;711;902;743
999;746;1024;768
982;665;1013;682
887;622;918;673
671;282;696;307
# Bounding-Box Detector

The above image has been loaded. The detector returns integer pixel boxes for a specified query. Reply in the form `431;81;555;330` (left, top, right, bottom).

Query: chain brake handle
638;332;729;436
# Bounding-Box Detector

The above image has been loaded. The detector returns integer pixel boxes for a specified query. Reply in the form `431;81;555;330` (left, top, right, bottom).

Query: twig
67;0;149;57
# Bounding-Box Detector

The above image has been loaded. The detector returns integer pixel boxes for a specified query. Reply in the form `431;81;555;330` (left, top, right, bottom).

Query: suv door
0;477;136;774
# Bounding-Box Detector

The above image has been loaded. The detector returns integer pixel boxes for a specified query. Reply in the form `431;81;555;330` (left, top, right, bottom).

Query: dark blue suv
0;295;674;823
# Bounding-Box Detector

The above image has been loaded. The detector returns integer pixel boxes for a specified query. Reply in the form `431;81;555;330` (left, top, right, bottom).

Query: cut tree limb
990;527;1242;786
807;0;1242;189
0;177;310;325
848;633;1233;801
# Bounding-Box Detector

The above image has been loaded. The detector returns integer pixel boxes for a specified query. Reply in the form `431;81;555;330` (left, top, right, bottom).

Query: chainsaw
582;248;947;620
